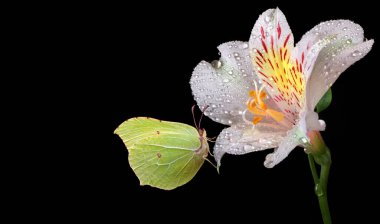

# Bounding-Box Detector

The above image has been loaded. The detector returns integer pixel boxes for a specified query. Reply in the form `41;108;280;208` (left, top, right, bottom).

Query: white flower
190;8;373;169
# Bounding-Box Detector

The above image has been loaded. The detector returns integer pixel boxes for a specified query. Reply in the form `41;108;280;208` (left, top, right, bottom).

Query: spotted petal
190;41;260;125
249;8;304;123
214;125;285;169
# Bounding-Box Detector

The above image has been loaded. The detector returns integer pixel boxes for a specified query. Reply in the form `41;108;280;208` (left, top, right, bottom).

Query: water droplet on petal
265;15;273;23
242;43;249;49
223;78;230;83
211;60;222;68
342;27;348;31
352;50;361;57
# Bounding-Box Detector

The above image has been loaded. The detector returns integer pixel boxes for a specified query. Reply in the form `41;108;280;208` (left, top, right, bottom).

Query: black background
94;1;378;223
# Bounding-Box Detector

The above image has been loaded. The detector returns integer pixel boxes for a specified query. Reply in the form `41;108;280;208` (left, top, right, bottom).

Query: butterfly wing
114;117;208;190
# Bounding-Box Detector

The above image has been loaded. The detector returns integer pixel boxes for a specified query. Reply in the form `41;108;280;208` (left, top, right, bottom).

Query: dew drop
242;43;249;49
223;78;230;83
351;50;361;57
342;27;348;31
228;120;233;124
211;60;222;69
346;39;352;44
265;14;273;23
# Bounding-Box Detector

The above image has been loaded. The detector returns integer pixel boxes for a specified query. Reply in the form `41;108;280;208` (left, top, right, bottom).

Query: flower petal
306;39;374;110
249;8;294;56
263;123;307;168
294;20;364;79
190;41;259;125
214;124;285;169
249;8;305;123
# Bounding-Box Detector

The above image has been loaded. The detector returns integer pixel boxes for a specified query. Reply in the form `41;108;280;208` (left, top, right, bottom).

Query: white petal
214;125;285;169
190;41;259;125
306;39;374;110
249;8;294;56
306;111;326;131
264;124;307;168
294;20;365;81
217;41;256;78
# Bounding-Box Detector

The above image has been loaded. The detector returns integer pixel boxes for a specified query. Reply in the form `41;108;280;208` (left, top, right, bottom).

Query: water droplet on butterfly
211;60;222;68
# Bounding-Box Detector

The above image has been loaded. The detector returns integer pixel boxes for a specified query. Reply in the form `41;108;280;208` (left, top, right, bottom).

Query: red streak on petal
261;39;268;53
263;80;273;88
256;62;263;70
280;48;283;61
293;92;299;102
256;56;263;65
284;49;288;60
272;75;277;83
258;71;268;78
283;34;291;48
277;22;281;39
268;59;275;70
301;52;305;64
261;26;265;39
256;50;265;61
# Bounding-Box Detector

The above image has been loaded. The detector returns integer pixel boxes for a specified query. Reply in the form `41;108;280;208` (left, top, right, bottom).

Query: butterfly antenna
198;105;209;130
191;105;199;130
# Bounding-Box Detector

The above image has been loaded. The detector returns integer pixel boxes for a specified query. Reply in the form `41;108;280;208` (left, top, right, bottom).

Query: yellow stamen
266;109;284;122
253;116;262;124
245;89;284;125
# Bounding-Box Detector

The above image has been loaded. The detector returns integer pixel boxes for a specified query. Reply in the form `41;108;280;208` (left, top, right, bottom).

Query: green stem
308;150;332;224
308;154;319;184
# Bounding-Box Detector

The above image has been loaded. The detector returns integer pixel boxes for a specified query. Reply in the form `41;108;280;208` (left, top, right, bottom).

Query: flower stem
306;132;332;224
318;160;331;224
